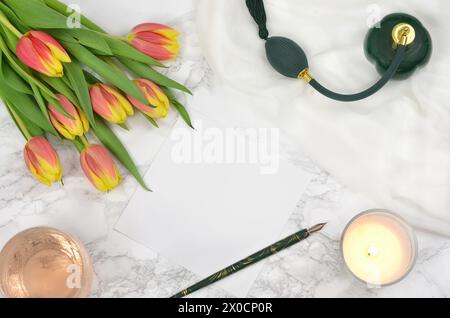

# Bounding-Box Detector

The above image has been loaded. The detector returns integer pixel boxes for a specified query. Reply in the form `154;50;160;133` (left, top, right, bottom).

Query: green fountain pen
171;223;327;298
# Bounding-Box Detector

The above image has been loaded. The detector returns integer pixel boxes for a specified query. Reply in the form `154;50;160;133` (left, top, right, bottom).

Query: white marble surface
0;6;449;298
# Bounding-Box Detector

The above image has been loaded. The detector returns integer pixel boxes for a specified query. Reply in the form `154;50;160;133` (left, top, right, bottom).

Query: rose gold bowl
0;227;93;298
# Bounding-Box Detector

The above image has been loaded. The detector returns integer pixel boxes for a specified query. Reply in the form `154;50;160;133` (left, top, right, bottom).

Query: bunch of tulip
0;0;192;192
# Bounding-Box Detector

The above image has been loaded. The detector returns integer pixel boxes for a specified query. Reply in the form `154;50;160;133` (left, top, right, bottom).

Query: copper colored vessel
0;227;93;298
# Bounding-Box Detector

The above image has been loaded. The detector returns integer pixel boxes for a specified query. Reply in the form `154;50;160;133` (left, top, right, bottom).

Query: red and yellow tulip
48;94;89;140
90;84;134;124
16;31;71;77
80;144;122;192
23;136;62;186
127;79;169;119
127;23;179;61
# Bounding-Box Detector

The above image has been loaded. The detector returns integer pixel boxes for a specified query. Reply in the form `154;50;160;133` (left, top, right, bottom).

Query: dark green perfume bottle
365;13;432;79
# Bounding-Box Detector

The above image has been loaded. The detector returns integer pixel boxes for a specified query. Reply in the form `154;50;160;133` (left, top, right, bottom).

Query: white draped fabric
196;0;450;236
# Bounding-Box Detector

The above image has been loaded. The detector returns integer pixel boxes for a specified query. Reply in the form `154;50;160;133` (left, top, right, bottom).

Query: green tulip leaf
3;0;70;29
162;87;194;129
3;100;44;139
0;24;19;52
0;2;29;34
171;99;194;129
91;115;150;191
118;123;130;131
119;58;192;95
2;64;32;94
142;113;159;128
0;55;33;94
38;74;80;107
0;80;55;134
29;82;59;136
61;40;148;105
63;60;95;126
49;29;112;55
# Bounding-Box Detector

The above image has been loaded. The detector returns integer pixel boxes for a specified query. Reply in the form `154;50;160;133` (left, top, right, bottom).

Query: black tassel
245;0;269;40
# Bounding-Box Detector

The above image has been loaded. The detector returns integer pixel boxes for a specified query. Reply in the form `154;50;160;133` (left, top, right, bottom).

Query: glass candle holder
0;227;93;298
340;209;417;287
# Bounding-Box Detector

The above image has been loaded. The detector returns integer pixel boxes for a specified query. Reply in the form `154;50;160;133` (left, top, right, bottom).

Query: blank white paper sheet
115;111;312;297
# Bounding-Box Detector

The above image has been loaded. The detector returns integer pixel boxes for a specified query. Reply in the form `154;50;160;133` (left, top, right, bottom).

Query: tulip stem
0;12;23;38
80;135;90;147
72;138;85;153
6;103;32;141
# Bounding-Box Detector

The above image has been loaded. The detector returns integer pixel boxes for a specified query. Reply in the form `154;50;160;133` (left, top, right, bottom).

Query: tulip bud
90;84;134;124
80;144;122;192
127;79;169;119
24;136;62;186
16;31;71;77
127;23;179;61
48;94;89;140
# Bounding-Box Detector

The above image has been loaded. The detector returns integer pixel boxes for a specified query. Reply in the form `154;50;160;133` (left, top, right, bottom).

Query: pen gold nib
308;223;327;234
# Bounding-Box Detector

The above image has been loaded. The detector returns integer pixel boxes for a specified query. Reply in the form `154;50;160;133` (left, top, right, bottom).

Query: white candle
341;210;417;286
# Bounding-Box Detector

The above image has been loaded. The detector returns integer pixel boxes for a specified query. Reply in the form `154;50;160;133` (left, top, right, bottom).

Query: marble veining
0;13;449;298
